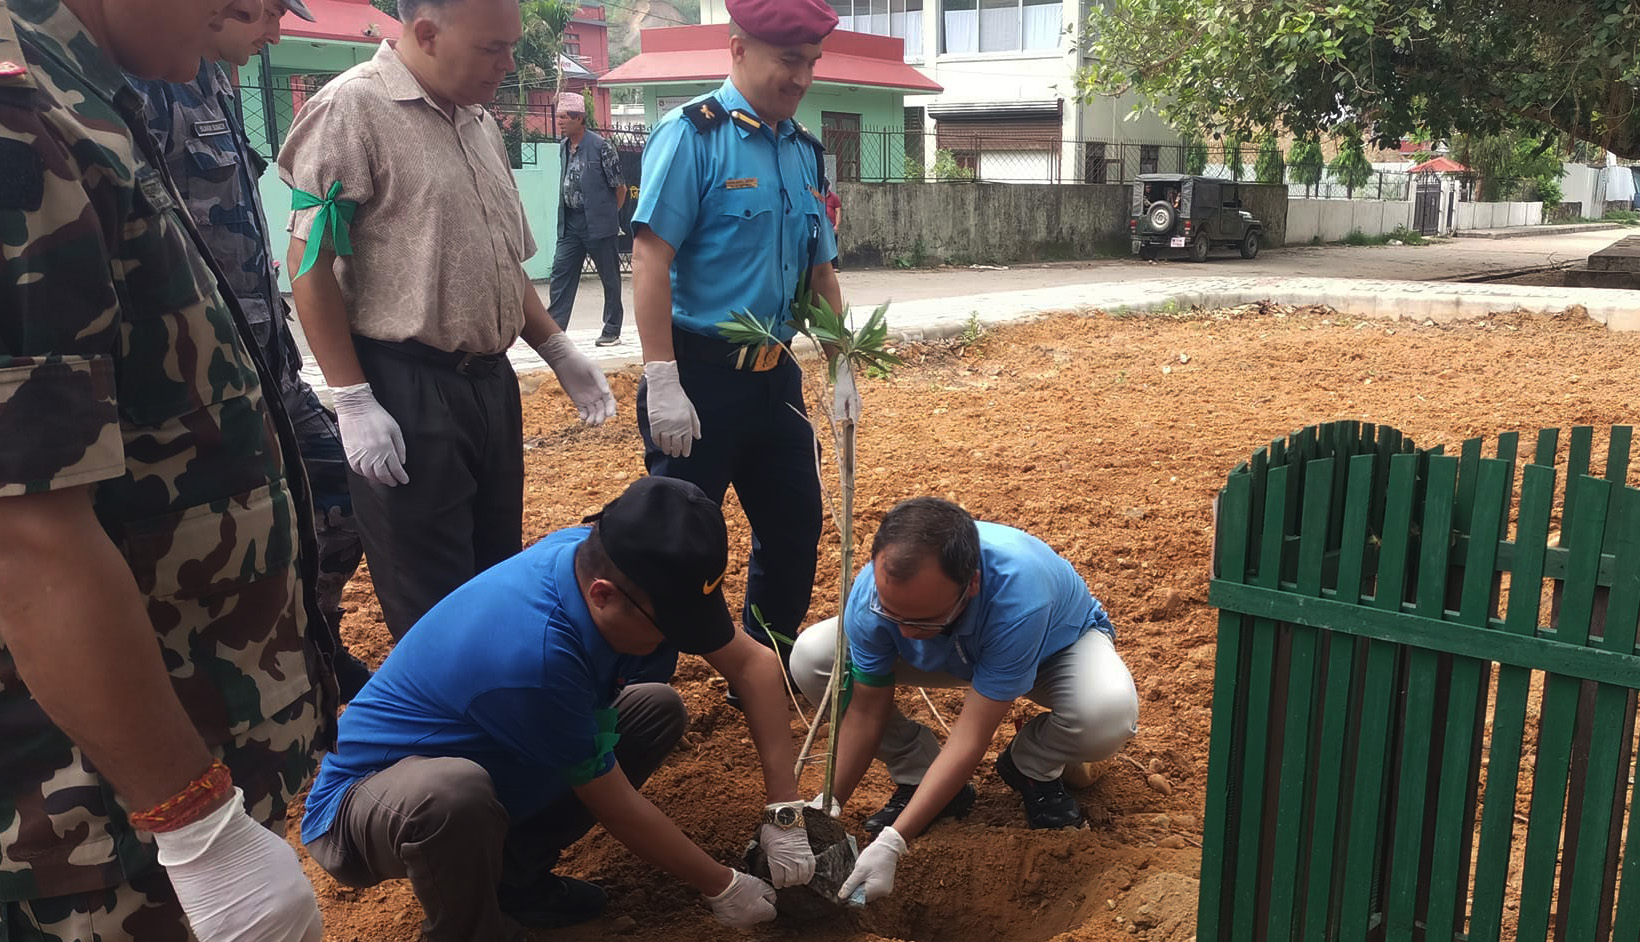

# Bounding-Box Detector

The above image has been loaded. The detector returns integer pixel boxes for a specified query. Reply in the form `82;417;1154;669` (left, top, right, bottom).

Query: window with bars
1139;144;1160;175
940;0;1062;55
1083;142;1107;183
904;106;925;166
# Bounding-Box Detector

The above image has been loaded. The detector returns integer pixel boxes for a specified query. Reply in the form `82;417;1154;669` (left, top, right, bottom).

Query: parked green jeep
1130;174;1265;262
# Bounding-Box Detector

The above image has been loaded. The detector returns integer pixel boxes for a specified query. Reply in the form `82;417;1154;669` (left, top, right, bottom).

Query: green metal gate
1200;422;1640;941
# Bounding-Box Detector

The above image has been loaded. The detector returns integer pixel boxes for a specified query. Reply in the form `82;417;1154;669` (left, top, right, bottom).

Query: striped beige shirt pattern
279;42;536;355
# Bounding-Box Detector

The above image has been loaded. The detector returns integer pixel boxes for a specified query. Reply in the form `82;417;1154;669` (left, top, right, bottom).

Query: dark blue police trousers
636;353;823;665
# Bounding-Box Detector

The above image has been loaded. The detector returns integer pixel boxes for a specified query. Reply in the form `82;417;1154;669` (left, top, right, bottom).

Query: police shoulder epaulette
793;121;825;153
730;109;762;132
685;97;728;133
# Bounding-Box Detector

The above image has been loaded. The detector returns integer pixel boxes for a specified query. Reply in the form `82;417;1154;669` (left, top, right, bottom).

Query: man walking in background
549;92;627;346
130;0;373;698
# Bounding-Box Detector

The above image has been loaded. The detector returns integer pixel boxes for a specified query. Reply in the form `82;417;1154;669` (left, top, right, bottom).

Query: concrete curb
1453;223;1625;240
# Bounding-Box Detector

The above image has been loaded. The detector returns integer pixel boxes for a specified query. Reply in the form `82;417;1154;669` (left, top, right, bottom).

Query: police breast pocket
180;134;240;227
712;185;775;241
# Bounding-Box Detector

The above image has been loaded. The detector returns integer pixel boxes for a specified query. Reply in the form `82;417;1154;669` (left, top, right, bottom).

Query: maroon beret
726;0;838;46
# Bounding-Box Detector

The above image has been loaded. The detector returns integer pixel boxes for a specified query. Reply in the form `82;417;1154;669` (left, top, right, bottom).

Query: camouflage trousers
290;400;362;632
0;687;323;942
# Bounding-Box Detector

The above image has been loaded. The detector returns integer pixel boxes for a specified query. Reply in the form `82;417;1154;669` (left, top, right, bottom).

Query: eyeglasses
869;588;968;633
609;580;663;634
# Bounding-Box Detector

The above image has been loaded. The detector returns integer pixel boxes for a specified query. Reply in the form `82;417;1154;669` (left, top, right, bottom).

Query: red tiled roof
601;24;941;93
282;0;401;44
1409;156;1468;174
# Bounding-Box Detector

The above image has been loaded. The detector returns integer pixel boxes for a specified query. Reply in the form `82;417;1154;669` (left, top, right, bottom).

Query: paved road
289;227;1635;399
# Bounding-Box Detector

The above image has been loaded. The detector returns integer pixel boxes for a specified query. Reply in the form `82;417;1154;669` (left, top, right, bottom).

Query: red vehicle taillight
1184;220;1193;232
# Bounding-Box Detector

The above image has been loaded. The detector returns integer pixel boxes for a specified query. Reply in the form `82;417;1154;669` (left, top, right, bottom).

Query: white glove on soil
832;361;861;423
759;807;816;888
706;869;777;928
643;360;700;458
331;383;408;486
839;825;906;904
536;334;616;426
152;788;324;942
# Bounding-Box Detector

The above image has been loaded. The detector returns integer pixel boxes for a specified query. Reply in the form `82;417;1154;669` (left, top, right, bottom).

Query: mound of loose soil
298;303;1637;942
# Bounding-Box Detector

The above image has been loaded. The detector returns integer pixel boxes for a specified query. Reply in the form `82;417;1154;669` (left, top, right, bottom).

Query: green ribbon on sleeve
289;180;358;279
561;708;623;787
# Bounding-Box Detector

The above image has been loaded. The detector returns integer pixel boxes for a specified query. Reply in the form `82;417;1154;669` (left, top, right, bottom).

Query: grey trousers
547;210;623;337
306;683;687;942
790;618;1139;784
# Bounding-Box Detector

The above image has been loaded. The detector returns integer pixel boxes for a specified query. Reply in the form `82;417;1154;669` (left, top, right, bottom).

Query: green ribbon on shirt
561;708;623;787
289;180;358;279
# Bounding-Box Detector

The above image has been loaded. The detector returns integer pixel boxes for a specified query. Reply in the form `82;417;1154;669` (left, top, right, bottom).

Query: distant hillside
605;0;697;67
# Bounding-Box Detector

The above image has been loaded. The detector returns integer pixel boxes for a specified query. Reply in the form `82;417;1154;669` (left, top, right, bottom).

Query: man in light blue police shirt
300;477;813;940
630;0;854;678
791;498;1141;903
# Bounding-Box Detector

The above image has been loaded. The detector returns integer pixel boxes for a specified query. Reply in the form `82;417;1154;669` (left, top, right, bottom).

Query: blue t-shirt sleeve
844;567;897;682
970;605;1054;701
632;117;701;252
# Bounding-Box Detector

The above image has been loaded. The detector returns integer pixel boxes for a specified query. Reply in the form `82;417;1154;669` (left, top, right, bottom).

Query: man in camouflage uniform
128;0;372;699
0;0;336;938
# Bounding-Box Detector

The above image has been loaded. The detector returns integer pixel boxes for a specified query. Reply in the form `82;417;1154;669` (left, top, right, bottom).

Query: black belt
671;326;787;372
355;337;507;377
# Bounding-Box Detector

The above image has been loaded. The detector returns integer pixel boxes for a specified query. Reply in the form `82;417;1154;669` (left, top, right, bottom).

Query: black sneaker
862;782;976;833
594;334;620;347
996;746;1085;829
497;874;607;929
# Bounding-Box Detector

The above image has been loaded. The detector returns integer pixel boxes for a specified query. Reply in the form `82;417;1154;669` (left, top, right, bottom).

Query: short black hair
870;497;981;586
574;525;646;603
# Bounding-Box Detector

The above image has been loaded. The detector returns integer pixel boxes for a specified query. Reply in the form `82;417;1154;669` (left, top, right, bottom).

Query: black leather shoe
996;746;1085;829
497;874;607;929
863;782;976;833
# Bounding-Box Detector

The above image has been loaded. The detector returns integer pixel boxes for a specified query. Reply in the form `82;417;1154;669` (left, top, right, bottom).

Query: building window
563;31;581;61
822;111;863;182
904;106;925;170
828;0;925;60
1083;142;1107;183
1139;144;1159;175
941;0;1060;55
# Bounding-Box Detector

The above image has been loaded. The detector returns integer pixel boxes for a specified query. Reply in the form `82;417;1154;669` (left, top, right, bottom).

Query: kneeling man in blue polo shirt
300;477;812;939
791;497;1141;902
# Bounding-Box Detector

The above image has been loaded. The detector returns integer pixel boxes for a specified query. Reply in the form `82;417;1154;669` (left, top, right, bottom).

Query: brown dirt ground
296;303;1638;942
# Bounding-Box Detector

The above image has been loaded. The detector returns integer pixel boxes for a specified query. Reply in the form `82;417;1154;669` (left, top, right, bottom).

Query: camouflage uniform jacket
128;63;316;426
0;0;336;902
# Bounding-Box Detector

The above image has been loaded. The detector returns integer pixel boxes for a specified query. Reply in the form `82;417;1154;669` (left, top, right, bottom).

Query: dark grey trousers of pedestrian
548;208;624;341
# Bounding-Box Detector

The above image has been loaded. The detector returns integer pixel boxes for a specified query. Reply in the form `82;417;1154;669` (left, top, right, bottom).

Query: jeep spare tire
1145;201;1176;233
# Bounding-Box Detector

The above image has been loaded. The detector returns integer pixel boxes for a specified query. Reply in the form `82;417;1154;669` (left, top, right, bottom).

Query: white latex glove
643;360;701;458
832;361;861;423
759;804;816;888
706;869;777;928
806;793;842;817
536;333;616;426
331;383;408;486
838;825;906;905
152;788;324;942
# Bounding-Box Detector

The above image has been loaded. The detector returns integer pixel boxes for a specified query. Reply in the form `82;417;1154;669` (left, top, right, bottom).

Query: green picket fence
1200;422;1640;941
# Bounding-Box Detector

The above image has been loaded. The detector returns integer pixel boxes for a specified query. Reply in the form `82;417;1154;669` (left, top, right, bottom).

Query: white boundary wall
1287;197;1544;242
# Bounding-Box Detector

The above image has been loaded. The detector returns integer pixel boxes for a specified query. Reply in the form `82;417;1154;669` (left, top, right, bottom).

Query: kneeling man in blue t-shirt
300;477;813;939
791;497;1141;903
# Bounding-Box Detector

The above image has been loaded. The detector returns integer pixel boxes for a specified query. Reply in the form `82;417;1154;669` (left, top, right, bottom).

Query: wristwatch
763;802;805;830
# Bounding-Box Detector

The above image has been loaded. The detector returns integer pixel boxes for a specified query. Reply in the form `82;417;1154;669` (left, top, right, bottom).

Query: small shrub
1341;229;1379;246
1604;207;1640;226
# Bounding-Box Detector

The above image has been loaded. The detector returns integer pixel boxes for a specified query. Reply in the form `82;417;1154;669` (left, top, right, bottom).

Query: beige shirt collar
373;40;484;122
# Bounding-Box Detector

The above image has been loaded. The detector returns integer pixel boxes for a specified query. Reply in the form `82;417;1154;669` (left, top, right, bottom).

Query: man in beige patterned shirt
280;0;616;641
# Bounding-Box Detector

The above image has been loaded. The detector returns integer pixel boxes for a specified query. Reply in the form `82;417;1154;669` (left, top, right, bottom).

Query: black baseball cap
583;477;736;655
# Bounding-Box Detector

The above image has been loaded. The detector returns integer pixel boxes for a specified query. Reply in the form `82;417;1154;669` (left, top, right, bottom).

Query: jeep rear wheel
1189;233;1210;262
1239;230;1261;259
1145;201;1176;233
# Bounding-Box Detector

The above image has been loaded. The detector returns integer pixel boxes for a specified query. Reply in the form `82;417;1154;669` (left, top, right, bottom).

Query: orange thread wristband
129;759;233;833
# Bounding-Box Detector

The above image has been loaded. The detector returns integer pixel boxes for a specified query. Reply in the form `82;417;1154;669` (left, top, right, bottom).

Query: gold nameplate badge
726;178;759;190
